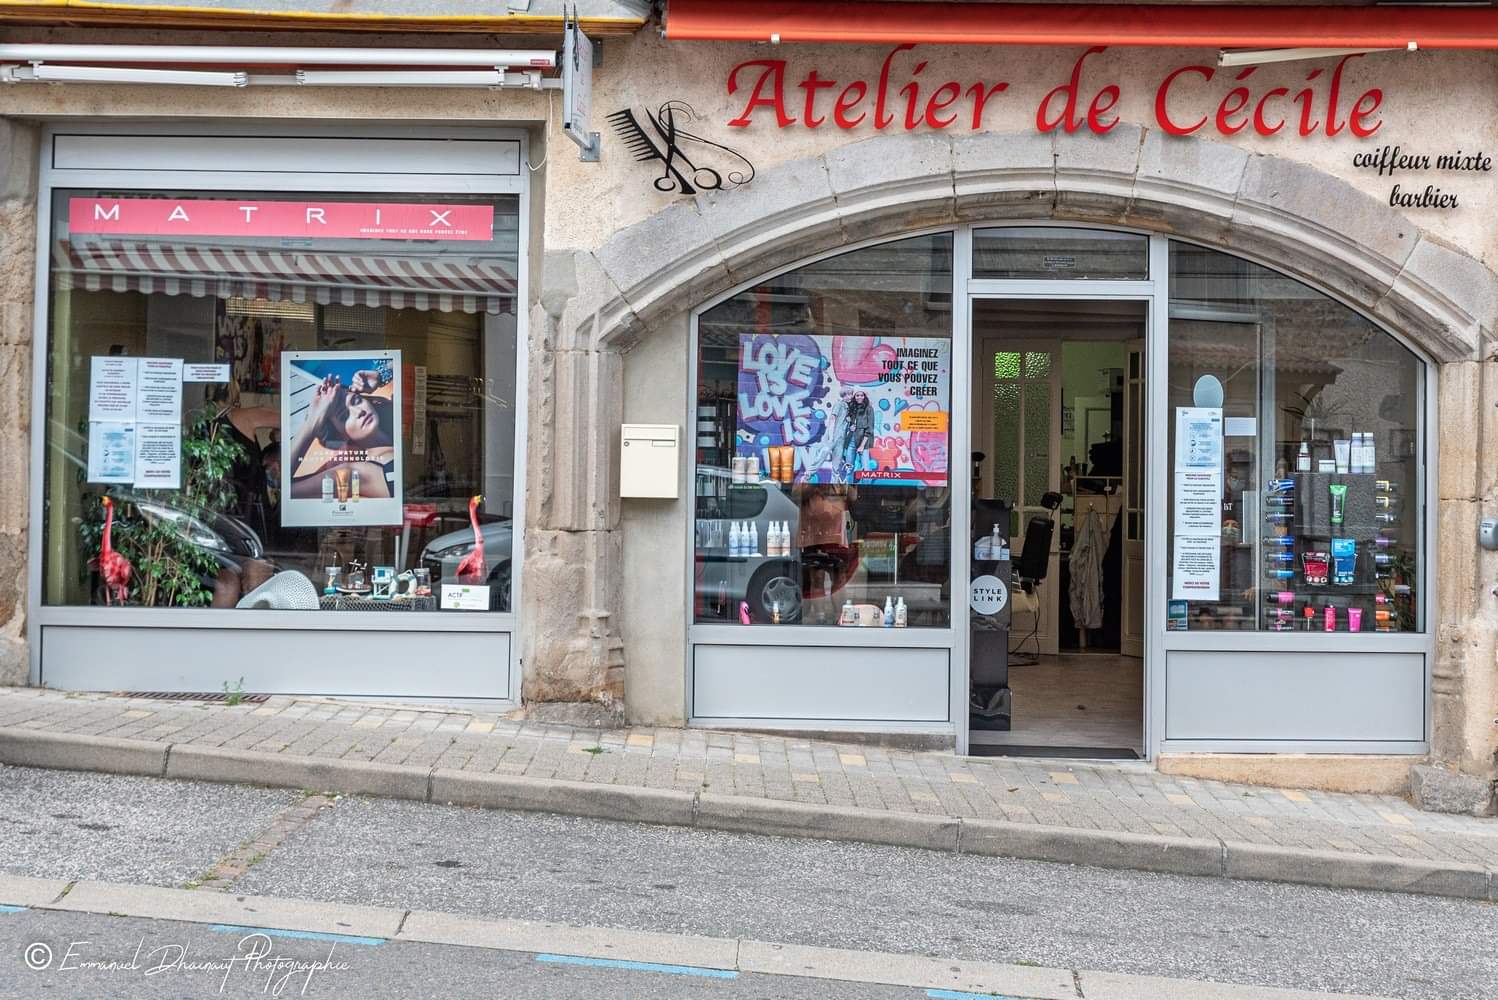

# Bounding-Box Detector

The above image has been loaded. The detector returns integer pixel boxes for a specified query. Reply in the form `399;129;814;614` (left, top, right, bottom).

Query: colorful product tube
1328;484;1347;525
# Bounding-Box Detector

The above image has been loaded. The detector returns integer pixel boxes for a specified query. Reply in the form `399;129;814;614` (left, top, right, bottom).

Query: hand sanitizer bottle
894;596;907;627
883;596;895;627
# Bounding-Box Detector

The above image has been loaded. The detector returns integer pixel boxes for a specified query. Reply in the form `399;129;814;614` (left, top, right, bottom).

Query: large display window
1166;242;1424;634
42;189;520;614
693;234;955;627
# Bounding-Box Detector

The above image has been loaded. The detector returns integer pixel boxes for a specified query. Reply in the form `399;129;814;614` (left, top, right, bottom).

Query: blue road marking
535;954;738;979
927;990;1024;1000
0;905;27;914
207;924;385;947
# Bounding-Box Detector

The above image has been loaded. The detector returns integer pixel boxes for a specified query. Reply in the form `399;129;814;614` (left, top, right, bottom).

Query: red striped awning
51;237;517;315
665;0;1498;49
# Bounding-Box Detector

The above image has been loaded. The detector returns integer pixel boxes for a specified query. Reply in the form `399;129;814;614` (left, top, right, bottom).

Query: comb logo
608;101;756;196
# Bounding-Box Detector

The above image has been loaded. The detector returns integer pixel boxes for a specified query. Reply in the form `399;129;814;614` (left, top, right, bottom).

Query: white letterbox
620;423;679;499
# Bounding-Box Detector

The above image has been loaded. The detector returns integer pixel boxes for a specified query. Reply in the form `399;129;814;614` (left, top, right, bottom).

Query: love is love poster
736;333;950;486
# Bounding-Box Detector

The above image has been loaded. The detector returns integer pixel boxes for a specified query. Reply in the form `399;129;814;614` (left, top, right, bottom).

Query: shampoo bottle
729;521;741;558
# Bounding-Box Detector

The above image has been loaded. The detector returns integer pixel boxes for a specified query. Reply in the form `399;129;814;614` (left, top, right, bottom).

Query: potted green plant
78;411;246;608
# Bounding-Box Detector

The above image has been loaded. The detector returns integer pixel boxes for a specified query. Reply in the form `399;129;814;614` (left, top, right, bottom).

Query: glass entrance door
966;296;1148;758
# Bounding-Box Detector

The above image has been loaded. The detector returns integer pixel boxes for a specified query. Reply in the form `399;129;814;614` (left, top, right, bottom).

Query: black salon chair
1009;491;1062;665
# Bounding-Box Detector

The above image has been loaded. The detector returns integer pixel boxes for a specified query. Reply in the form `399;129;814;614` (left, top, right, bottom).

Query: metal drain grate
114;690;270;705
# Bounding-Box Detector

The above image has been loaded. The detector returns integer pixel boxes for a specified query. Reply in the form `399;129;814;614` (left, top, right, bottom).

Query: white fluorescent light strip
30;64;247;86
1218;43;1415;67
295;69;507;87
0;43;556;69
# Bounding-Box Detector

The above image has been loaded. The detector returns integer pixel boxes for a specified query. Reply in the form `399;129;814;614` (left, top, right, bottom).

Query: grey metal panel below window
41;625;510;700
692;644;949;722
1164;650;1424;743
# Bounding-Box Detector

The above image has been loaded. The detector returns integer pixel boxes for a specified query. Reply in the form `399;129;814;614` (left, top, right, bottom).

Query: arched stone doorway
522;128;1495;801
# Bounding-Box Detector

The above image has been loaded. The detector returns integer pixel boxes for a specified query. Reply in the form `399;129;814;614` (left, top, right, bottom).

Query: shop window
43;190;520;613
973;227;1148;281
694;234;954;627
1166;243;1423;634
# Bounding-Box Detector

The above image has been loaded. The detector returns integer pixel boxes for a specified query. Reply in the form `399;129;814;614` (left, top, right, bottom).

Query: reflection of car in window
419;519;513;611
695;469;803;623
696;465;951;625
54;421;265;600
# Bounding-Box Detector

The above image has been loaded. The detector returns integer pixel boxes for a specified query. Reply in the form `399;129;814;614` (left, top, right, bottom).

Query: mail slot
620;423;680;499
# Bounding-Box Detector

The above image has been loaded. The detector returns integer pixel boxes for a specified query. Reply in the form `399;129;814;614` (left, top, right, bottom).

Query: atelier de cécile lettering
727;46;1384;139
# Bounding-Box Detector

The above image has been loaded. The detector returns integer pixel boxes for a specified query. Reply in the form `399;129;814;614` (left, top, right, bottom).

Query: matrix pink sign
69;198;494;241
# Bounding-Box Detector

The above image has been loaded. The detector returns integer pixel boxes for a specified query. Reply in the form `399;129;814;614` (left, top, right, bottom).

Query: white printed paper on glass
88;357;137;422
134;357;183;424
86;421;135;484
133;423;182;490
1172;470;1223;536
1171;534;1221;602
1174;407;1223;471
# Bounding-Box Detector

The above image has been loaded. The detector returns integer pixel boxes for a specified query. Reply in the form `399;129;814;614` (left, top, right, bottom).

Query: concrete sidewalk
0;688;1494;900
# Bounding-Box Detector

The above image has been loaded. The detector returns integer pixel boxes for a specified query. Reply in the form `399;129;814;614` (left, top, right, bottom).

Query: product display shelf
1260;468;1413;632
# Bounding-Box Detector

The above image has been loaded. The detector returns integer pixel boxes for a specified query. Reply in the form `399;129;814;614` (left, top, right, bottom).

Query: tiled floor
970;651;1144;754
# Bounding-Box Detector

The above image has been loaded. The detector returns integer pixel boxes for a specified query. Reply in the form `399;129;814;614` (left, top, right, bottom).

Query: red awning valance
665;1;1498;50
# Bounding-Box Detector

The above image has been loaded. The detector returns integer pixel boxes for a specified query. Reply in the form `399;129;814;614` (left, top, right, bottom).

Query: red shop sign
68;198;495;241
727;46;1384;139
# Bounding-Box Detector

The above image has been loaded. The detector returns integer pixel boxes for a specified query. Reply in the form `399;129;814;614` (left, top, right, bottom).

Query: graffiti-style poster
736;334;950;486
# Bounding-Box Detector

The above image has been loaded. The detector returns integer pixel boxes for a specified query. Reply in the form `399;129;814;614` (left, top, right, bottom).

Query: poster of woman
736;333;950;486
280;350;403;527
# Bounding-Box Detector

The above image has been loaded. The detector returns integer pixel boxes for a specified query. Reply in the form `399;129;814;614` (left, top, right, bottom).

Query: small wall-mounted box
620;423;680;499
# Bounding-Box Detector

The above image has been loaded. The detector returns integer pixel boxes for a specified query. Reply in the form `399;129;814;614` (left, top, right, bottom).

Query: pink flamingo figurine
455;495;487;583
93;496;132;605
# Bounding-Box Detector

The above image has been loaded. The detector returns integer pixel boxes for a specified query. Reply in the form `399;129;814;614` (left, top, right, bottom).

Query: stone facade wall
0;24;1493;802
0;118;38;687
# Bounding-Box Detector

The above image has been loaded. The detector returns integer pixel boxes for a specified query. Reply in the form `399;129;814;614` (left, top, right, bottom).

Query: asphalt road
1;909;917;1000
3;764;1497;999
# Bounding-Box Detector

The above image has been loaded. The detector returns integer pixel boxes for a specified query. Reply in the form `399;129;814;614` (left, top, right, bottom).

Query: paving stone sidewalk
1;687;1494;871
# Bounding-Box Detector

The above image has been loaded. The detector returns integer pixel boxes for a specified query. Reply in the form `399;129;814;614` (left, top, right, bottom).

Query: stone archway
523;127;1497;806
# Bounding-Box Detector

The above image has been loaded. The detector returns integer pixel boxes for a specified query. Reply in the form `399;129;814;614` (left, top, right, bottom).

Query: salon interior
969;299;1147;759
